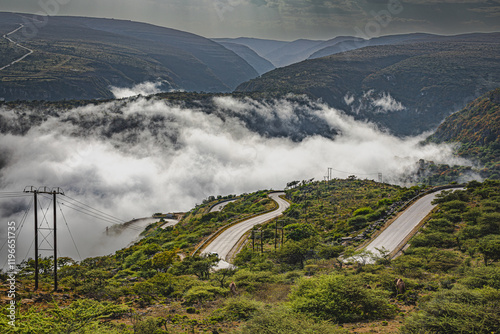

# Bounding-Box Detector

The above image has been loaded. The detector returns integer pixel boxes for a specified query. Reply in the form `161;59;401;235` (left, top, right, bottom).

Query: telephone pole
24;186;64;291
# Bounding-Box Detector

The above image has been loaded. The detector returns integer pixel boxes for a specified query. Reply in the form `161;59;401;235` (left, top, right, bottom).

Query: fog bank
0;95;472;264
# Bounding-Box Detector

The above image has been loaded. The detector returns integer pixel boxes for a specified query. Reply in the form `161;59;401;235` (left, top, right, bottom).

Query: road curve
209;199;238;213
202;192;290;262
1;24;34;71
364;189;463;259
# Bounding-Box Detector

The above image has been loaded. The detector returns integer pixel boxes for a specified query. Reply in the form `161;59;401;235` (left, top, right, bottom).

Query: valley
0;7;499;334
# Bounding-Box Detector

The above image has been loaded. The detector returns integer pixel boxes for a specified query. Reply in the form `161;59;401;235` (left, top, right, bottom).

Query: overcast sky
1;0;499;40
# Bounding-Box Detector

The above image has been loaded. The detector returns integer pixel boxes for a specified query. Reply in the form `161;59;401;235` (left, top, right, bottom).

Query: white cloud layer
110;81;166;99
0;96;471;264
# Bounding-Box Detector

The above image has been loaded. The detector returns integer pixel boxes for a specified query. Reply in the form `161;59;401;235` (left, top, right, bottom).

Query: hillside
236;37;500;136
428;88;500;179
217;36;363;68
309;33;435;59
213;37;288;59
0;12;258;101
215;41;275;75
2;180;499;333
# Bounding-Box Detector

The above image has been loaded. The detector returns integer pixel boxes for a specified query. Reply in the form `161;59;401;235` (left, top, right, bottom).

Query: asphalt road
202;192;290;264
161;219;180;229
209;199;238;213
364;189;462;259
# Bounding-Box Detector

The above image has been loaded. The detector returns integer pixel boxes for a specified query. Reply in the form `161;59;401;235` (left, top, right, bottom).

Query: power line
0;197;32;254
64;195;127;224
58;201;82;261
329;167;380;176
58;202;142;232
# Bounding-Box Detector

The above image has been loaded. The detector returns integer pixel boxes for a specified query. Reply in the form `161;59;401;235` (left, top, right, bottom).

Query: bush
238;306;348;334
425;218;455;233
285;223;318;241
411;232;457;249
461;266;500;289
317;245;344;259
183;285;227;305
232;269;280;291
0;299;128;334
348;215;368;229
212;296;264;321
401;286;500;334
289;274;397;323
353;207;374;216
133;317;163;334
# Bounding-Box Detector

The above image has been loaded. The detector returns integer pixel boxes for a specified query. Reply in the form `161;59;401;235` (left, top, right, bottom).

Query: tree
289;274;396;323
285;223;317;241
478;235;500;266
151;250;178;272
276;238;318;268
171;254;218;280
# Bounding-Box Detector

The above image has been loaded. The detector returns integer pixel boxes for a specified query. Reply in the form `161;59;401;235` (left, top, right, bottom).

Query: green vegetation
427;88;500;181
236;41;500;136
0;13;258;101
1;180;499;333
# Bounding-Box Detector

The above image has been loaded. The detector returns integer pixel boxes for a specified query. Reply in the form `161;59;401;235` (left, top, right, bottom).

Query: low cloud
110;81;168;99
371;92;405;112
0;96;471;264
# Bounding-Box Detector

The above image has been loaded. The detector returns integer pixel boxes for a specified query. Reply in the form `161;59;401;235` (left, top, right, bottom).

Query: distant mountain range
213;41;275;75
0;12;259;101
236;33;500;136
214;36;363;68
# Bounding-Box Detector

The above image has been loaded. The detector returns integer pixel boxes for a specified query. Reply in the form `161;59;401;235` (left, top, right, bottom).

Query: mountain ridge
236;36;500;136
0;12;258;101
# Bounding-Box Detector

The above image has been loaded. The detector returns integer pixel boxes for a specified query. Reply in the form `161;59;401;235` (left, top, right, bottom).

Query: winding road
209;199;238;213
202;192;290;266
363;188;464;261
1;24;34;71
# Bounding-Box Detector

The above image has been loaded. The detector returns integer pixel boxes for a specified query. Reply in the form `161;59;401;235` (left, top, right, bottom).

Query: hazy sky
1;0;499;40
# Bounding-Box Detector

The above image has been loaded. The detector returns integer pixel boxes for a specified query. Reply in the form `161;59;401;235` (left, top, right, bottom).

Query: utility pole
260;229;263;254
252;229;255;252
53;190;57;291
24;186;64;292
275;221;284;251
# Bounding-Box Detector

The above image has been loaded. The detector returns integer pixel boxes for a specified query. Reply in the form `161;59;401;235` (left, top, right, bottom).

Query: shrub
425;218;455;233
411;232;457;249
285;223;318;241
232;269;280;291
0;299;128;334
401;286;500;334
133;317;163;334
353;207;374;216
289;274;397;323
183;285;227;305
317;245;344;259
348;215;368;229
239;306;348;334
212;296;264;321
461;266;500;289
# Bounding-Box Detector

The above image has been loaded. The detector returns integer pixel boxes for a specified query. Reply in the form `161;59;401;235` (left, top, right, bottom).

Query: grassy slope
1;180;499;333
